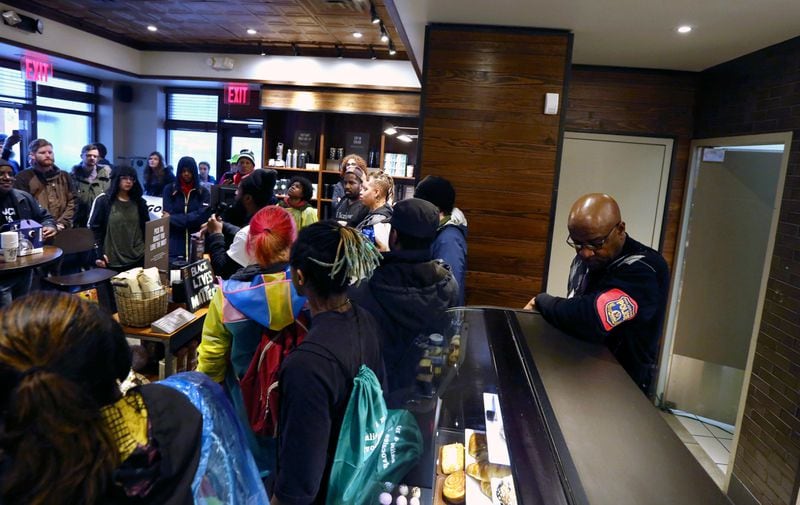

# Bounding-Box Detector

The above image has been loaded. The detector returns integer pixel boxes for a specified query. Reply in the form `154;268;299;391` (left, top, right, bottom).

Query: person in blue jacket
414;175;468;306
162;156;210;263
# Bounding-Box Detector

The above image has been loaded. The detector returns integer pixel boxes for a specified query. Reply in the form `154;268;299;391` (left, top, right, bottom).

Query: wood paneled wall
419;24;572;306
565;66;697;270
260;87;420;116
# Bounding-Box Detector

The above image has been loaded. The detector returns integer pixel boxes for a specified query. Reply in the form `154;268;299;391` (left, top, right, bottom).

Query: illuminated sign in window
224;83;250;105
21;56;53;83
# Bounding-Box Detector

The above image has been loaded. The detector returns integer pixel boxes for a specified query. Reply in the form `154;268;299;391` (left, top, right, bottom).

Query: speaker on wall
115;84;134;103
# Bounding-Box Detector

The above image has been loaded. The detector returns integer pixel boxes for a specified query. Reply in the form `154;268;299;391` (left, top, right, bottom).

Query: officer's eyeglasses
566;221;620;251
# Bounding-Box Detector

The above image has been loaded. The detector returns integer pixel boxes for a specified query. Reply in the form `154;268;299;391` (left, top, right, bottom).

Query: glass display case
395;307;731;505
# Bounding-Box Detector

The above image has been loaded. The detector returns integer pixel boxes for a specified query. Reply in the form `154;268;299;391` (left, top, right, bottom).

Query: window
0;59;98;170
36;110;92;165
168;130;218;171
165;90;219;168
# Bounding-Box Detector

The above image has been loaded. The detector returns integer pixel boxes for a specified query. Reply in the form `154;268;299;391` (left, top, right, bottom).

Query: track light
292;43;300;56
379;22;389;43
336;44;343;59
397;134;413;143
384;127;397;135
388;39;396;56
370;2;380;24
369;45;377;60
259;42;266;56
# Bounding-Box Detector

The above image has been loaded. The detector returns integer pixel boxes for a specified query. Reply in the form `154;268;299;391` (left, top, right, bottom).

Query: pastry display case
396;307;731;505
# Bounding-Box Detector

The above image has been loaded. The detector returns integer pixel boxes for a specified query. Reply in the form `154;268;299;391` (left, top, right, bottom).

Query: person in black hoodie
205;169;278;279
349;198;459;394
88;165;149;271
162;156;211;263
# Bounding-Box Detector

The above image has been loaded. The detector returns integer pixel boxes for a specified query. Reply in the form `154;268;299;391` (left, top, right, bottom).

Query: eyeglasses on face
566;221;620;251
119;175;135;182
0;170;14;179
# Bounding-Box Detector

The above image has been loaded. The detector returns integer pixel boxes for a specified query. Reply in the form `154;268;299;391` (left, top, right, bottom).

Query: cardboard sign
346;132;370;159
180;259;216;312
293;130;316;160
144;217;169;285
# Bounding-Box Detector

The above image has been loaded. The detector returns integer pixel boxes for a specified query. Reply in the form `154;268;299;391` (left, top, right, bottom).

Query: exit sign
224;83;250;105
21;56;53;83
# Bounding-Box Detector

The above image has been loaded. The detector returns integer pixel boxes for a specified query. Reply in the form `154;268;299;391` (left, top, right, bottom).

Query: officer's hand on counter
523;295;537;311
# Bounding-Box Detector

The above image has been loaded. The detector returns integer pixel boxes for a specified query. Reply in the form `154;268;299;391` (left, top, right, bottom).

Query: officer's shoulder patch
595;288;638;331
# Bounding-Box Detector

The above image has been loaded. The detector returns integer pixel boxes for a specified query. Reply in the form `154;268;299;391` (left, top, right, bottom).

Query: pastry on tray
468;432;488;460
440;443;465;474
442;470;466;504
465;461;512;482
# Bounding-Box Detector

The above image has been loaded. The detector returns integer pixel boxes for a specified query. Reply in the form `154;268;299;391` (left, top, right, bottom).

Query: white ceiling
394;0;800;72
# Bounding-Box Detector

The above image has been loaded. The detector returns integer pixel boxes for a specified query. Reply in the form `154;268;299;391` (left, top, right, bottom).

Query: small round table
0;246;63;274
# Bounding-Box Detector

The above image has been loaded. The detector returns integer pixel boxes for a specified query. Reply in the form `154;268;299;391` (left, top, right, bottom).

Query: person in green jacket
71;143;111;227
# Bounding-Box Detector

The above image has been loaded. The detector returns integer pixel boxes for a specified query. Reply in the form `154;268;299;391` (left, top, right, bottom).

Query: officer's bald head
567;193;626;270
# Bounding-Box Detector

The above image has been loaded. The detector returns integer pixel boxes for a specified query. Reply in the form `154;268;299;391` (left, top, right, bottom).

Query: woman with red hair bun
197;205;308;476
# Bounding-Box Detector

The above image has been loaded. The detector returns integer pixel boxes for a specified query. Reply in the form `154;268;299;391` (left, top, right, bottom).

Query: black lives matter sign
180;259;216;312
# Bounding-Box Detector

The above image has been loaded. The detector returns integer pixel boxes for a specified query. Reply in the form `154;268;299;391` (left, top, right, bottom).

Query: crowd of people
0;131;671;504
0;136;472;504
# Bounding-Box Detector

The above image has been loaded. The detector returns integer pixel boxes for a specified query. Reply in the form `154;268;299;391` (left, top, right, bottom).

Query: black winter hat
414;175;455;214
240;168;278;207
390;198;440;239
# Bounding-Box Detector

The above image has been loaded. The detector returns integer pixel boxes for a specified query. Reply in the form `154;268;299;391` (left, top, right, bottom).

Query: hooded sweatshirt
163;162;210;261
349;249;459;392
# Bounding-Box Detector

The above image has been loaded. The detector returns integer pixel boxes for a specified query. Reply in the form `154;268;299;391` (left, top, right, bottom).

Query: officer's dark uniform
535;235;669;393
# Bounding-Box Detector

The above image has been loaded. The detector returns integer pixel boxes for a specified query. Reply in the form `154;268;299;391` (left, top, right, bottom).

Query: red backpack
239;311;310;437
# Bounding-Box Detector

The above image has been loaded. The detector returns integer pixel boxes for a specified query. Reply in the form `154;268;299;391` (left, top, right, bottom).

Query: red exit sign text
224;84;250;105
21;57;53;83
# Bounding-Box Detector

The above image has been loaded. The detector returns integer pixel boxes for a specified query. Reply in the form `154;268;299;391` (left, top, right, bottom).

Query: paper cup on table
1;231;18;263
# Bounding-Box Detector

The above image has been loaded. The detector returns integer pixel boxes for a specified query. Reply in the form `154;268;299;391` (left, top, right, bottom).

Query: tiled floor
664;409;735;483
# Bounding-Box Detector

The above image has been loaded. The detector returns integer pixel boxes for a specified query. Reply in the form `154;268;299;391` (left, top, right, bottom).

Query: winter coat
14;166;76;229
349;249;459;392
71;163;112;227
163;180;211;262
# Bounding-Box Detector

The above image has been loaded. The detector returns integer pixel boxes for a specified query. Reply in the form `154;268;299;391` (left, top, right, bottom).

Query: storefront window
168;130;217;170
166;91;219;167
36;110;92;165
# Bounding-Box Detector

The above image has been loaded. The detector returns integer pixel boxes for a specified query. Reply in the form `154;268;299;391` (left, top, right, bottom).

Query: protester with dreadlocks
271;221;385;505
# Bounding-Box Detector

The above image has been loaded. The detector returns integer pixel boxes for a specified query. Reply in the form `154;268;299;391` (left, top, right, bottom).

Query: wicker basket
114;285;168;327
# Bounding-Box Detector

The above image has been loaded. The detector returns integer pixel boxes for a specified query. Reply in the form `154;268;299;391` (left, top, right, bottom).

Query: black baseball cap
390;198;440;239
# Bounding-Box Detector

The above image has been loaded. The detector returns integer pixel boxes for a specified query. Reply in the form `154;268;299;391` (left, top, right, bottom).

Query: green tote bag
326;365;423;505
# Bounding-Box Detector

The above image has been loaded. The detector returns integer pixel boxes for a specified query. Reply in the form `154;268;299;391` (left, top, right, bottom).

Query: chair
40;228;117;311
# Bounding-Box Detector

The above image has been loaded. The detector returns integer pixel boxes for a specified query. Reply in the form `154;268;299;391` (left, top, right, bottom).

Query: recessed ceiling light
677;25;692;34
247;28;257;35
147;25;157;32
353;31;363;38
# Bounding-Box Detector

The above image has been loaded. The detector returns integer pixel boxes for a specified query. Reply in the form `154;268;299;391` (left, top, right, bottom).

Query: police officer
524;193;669;394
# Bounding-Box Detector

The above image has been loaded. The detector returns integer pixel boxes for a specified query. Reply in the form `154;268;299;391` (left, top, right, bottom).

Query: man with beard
524;193;669;394
0;159;56;307
71;143;112;227
13;138;76;231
